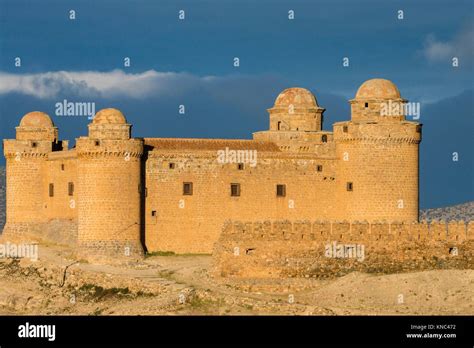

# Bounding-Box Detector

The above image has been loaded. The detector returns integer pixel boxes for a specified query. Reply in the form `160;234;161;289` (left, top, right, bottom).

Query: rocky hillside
0;166;471;230
420;201;474;222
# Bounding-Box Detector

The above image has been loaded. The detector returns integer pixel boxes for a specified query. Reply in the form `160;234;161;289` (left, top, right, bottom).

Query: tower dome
93;108;127;125
274;87;318;107
88;108;131;140
266;87;324;132
16;111;57;141
350;79;405;122
19;111;54;128
355;79;401;100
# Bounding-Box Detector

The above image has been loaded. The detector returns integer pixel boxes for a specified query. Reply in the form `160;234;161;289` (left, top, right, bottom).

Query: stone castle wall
44;152;78;221
145;147;338;254
213;220;474;279
2;145;79;246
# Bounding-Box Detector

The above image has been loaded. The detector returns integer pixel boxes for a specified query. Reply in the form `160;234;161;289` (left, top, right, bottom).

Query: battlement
220;220;474;242
213;219;474;279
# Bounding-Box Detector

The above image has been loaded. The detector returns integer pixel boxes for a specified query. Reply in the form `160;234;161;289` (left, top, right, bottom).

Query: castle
2;78;425;260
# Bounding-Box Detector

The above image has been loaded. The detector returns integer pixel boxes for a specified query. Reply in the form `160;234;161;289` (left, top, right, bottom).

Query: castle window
68;182;74;196
276;184;286;197
169;162;175;169
343;126;348;133
365;102;369;108
277;121;281;130
316;165;323;172
61;164;65;171
245;248;255;255
346;182;353;191
31;142;38;148
230;183;241;197
94;140;100;146
183;182;193;195
237;163;244;170
151;210;157;217
49;183;54;197
321;135;328;143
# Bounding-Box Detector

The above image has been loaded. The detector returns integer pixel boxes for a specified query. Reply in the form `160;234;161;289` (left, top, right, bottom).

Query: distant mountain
420;202;474;222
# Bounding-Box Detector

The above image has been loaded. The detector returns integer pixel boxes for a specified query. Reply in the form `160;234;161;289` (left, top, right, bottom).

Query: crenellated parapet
213;219;474;279
218;219;473;243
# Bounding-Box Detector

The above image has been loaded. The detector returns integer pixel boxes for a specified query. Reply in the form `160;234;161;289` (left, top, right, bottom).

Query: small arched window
277;121;281;130
321;135;327;143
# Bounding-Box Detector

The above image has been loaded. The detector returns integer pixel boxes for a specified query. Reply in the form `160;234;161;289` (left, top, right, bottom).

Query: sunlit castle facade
2;79;422;260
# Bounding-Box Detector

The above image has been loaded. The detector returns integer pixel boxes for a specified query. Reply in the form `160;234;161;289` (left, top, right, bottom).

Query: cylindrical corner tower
334;79;422;222
76;108;144;261
3;111;57;238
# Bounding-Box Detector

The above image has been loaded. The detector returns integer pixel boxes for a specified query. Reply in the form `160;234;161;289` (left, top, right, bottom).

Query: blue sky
0;0;473;208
